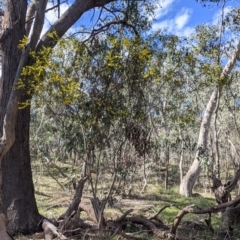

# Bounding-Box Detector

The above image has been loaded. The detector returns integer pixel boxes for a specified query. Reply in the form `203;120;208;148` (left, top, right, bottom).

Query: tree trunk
164;146;169;190
2;105;42;234
213;88;220;179
0;0;41;234
180;39;240;197
179;87;218;196
179;131;184;183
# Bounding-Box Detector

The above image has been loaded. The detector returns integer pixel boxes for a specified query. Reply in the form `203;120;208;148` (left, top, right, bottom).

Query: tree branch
83;19;139;43
37;0;115;50
0;0;48;158
25;1;37;36
170;195;240;234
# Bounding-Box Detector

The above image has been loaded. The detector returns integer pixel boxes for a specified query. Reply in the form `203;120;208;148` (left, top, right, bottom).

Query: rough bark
0;0;48;234
180;39;240;197
2;105;42;234
0;0;41;234
0;0;28;149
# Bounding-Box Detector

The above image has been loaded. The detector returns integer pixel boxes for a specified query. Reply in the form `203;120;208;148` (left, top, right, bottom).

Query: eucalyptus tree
180;0;240;196
0;0;158;235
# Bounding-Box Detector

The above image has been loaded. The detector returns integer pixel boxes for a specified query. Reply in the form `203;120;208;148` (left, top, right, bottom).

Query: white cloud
152;8;193;37
175;9;191;29
153;0;176;20
152;19;174;32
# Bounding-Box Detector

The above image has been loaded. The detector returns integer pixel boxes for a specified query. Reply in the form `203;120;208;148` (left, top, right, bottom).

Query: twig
46;168;65;190
116;209;134;222
148;204;174;221
205;213;214;233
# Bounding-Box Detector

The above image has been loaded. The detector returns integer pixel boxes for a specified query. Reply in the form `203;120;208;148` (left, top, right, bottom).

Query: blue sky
150;0;233;36
43;0;234;37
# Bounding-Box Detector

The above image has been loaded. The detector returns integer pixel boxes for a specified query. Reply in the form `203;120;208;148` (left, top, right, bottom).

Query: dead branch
123;216;172;239
56;196;240;240
116;208;134;222
148;204;174;221
90;197;104;226
170;204;203;235
42;157;69;180
46;167;65;190
59;210;80;234
89;171;117;229
170;195;240;235
63;176;88;218
49;161;69;178
205;213;214;233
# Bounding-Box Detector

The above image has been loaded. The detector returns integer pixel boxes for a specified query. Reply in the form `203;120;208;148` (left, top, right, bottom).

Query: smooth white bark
180;40;240;196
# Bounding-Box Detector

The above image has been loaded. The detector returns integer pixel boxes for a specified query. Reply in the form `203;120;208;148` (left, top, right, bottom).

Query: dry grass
15;161;239;239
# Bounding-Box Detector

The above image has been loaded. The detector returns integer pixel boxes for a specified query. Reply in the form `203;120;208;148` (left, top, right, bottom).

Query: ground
15;161;238;239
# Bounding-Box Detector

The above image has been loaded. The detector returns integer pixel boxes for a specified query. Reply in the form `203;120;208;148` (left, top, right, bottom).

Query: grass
28;161;238;239
130;186;217;225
